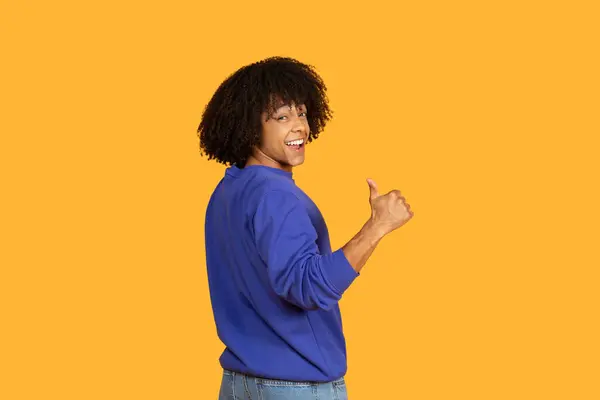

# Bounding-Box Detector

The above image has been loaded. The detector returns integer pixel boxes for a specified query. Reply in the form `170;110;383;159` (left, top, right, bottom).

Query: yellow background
1;1;598;399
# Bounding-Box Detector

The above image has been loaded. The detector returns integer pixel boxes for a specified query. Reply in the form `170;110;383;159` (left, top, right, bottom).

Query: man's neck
245;154;292;173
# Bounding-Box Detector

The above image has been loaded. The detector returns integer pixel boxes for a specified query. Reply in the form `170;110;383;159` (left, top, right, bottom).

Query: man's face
253;101;309;171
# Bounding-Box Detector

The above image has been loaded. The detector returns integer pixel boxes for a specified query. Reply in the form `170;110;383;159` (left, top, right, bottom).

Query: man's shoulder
249;178;300;207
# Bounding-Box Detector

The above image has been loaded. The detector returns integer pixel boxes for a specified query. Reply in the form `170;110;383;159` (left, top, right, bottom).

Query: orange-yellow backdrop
1;1;599;399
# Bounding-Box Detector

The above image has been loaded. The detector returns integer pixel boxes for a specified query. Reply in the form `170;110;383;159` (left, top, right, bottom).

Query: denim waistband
223;368;345;385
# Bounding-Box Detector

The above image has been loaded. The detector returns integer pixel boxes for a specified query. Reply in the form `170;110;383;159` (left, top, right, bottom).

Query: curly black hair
197;56;333;167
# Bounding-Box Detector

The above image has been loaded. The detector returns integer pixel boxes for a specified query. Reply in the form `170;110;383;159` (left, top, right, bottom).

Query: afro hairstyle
197;56;333;167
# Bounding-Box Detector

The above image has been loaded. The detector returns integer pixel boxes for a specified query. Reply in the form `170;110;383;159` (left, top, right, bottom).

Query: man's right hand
367;178;414;235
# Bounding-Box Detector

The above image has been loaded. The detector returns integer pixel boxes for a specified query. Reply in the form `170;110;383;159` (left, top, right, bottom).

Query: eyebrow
275;103;305;111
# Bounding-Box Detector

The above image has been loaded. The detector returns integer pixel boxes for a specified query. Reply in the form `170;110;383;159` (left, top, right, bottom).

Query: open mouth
284;138;305;151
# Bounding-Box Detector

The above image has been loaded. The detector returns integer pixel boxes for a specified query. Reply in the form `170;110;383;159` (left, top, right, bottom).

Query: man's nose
291;115;307;133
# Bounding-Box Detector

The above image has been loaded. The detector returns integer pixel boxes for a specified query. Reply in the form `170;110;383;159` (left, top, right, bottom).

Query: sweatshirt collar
226;164;293;179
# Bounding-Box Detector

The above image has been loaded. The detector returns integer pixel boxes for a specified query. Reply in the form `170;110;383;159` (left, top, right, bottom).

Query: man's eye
277;112;306;120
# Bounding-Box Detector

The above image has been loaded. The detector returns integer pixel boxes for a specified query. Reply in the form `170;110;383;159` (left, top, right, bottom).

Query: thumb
366;178;379;200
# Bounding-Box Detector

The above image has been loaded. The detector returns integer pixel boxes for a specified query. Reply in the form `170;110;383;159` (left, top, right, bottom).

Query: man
197;56;413;399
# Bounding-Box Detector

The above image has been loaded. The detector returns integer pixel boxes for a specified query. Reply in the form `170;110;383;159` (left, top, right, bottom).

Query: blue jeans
218;369;349;400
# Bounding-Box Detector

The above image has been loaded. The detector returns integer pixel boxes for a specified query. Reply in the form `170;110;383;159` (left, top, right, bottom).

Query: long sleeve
252;190;358;311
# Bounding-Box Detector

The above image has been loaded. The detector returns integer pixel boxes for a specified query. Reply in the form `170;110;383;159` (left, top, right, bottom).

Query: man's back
205;164;359;382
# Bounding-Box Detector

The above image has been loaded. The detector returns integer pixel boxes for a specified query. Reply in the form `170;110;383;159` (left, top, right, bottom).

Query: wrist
362;219;386;243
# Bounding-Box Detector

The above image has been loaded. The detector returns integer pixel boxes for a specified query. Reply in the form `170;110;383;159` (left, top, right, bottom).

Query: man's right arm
253;179;413;310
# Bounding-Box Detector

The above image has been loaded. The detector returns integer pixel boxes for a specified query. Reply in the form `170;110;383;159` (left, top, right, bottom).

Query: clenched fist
367;178;413;235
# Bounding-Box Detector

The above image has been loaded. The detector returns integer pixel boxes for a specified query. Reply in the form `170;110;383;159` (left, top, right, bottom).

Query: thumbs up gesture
367;178;413;235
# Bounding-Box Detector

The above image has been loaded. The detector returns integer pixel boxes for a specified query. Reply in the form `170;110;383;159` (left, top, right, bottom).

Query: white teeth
285;139;304;146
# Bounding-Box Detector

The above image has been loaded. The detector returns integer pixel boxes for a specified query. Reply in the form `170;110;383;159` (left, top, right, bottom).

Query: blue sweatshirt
204;164;359;382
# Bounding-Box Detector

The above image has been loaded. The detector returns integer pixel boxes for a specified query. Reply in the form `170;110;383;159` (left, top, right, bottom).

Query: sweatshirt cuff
324;249;360;295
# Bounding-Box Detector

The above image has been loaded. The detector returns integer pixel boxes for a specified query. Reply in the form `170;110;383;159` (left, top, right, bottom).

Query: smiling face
245;99;310;172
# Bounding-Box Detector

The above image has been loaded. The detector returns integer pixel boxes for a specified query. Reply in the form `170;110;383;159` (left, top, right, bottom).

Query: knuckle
389;190;401;199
